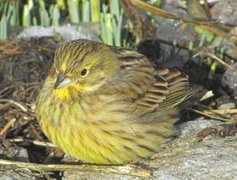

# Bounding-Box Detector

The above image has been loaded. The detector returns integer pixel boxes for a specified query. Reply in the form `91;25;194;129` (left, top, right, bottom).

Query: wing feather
110;46;203;116
134;67;203;112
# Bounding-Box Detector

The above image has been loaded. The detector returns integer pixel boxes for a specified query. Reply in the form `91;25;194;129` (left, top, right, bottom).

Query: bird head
48;39;119;100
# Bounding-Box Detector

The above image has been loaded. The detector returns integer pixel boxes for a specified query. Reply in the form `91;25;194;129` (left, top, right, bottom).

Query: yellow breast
36;90;176;164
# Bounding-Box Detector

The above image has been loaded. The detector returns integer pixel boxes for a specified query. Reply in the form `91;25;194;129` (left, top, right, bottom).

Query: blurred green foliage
0;0;127;46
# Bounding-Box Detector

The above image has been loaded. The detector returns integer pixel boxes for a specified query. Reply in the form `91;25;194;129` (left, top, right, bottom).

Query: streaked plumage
36;39;204;164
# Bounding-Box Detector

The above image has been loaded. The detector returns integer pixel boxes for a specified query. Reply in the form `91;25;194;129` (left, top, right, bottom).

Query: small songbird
36;39;204;165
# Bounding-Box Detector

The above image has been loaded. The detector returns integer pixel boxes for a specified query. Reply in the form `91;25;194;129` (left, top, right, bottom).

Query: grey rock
0;144;29;162
211;0;237;26
222;69;237;96
17;24;100;42
218;102;236;110
0;170;36;180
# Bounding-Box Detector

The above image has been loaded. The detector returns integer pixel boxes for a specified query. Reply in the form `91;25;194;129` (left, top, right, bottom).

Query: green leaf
0;15;7;39
67;0;80;23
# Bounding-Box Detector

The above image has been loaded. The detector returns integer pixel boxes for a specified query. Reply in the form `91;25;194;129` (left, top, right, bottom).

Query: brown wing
110;46;203;114
133;67;203;113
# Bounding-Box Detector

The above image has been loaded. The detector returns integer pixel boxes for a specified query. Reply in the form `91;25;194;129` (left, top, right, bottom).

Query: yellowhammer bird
36;39;204;165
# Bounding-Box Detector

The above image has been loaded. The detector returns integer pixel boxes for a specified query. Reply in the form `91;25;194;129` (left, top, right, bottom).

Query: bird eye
80;68;88;76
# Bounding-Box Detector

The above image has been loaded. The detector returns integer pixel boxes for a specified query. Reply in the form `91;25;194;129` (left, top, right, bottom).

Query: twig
207;52;237;72
0;85;15;98
0;118;16;136
188;108;235;122
203;109;237;115
8;138;56;148
130;0;236;42
0;159;151;178
0;99;28;112
14;82;42;86
129;0;234;28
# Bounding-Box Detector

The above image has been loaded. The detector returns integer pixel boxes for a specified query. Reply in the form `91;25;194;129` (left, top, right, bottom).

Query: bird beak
54;74;72;89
